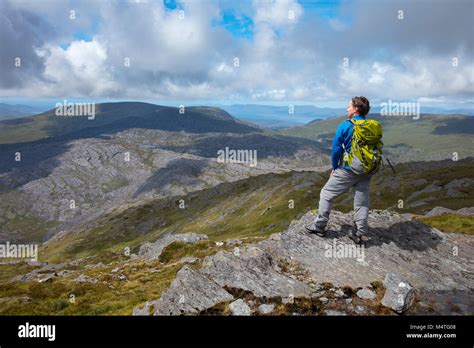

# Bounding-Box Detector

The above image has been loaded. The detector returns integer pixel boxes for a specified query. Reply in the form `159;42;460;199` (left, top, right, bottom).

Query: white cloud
253;0;303;27
1;0;473;105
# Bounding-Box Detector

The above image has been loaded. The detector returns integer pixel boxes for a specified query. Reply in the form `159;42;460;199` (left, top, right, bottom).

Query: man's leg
353;174;371;235
313;168;357;230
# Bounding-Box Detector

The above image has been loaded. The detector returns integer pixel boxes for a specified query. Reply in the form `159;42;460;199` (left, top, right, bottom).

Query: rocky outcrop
138;233;209;260
134;209;474;315
425;206;474;217
135;266;234;315
229;299;251;316
381;273;415;313
200;246;312;298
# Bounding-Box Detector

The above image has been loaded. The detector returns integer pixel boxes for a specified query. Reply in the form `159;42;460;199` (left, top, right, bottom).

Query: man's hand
331;169;335;176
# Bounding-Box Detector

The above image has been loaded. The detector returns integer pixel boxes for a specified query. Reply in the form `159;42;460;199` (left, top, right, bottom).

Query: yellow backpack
343;119;383;174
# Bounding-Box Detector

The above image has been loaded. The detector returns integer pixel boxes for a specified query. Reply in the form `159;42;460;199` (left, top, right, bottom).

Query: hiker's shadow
323;220;443;252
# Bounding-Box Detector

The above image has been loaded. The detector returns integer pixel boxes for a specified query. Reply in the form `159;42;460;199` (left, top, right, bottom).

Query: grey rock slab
200;246;312;298
425;206;474;217
258;210;474;291
152;266;234;315
229;299;251;316
381;272;415;313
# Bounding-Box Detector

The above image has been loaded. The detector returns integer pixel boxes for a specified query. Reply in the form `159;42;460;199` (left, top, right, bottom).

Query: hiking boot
305;223;326;237
348;228;364;245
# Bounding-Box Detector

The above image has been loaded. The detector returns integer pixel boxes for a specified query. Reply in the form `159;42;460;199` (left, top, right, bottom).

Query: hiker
305;96;383;244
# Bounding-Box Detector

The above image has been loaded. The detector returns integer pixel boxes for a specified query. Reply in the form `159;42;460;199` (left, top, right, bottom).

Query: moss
0;262;39;283
0;259;182;315
158;240;217;264
414;214;474;235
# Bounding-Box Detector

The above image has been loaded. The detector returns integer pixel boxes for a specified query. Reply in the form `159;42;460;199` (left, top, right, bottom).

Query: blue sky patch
213;9;254;39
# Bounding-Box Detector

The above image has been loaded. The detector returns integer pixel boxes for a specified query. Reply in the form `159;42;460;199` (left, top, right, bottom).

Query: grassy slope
40;171;325;263
415;214;474;235
280;114;474;161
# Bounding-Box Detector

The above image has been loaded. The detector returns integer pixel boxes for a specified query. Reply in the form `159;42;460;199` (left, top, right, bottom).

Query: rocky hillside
1;209;471;316
133;209;473;316
0;159;472;315
0;103;330;243
24;157;471;266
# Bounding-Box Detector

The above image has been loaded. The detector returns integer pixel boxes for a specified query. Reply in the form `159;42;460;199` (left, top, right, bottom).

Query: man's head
347;96;370;118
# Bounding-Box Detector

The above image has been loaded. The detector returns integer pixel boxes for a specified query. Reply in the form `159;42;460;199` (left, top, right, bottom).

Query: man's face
347;101;358;118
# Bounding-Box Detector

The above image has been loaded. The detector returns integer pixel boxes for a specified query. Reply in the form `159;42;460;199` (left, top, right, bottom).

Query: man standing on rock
305;96;383;244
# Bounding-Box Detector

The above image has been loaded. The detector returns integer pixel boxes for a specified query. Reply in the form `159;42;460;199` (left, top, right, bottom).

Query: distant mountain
219;104;473;129
0;103;46;120
280;113;474;162
370;105;474;116
0;102;263;144
220;104;346;129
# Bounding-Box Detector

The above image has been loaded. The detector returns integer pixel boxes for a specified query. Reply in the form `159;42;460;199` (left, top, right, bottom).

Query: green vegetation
0;259;181;315
158;240;220;264
40;170;326;263
0;116;50;144
102;178;129;193
280;114;474;162
415;214;474;235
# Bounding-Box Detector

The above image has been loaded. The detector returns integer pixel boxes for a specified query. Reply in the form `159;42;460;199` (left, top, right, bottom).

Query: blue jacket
331;115;366;170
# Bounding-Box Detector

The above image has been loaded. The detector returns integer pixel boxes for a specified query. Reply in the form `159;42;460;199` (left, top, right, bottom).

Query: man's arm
331;122;347;170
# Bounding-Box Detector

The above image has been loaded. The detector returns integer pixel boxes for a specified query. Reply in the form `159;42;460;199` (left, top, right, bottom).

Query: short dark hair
351;96;370;116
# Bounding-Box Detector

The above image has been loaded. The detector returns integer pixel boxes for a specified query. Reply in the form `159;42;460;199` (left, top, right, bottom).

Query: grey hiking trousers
314;167;372;234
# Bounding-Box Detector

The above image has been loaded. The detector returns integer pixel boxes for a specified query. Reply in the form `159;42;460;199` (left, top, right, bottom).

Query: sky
1;0;473;109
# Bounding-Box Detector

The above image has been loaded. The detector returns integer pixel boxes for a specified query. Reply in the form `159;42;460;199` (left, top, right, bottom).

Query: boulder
258;303;275;315
229;299;251;316
356;288;376;300
381;272;415;313
152;266;234;315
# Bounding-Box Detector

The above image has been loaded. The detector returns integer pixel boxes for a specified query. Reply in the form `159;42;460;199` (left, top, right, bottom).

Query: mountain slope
0;158;473;315
0;103;46;120
0;102;262;144
0;103;330;243
37;157;474;264
280;114;474;162
1;208;472;315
